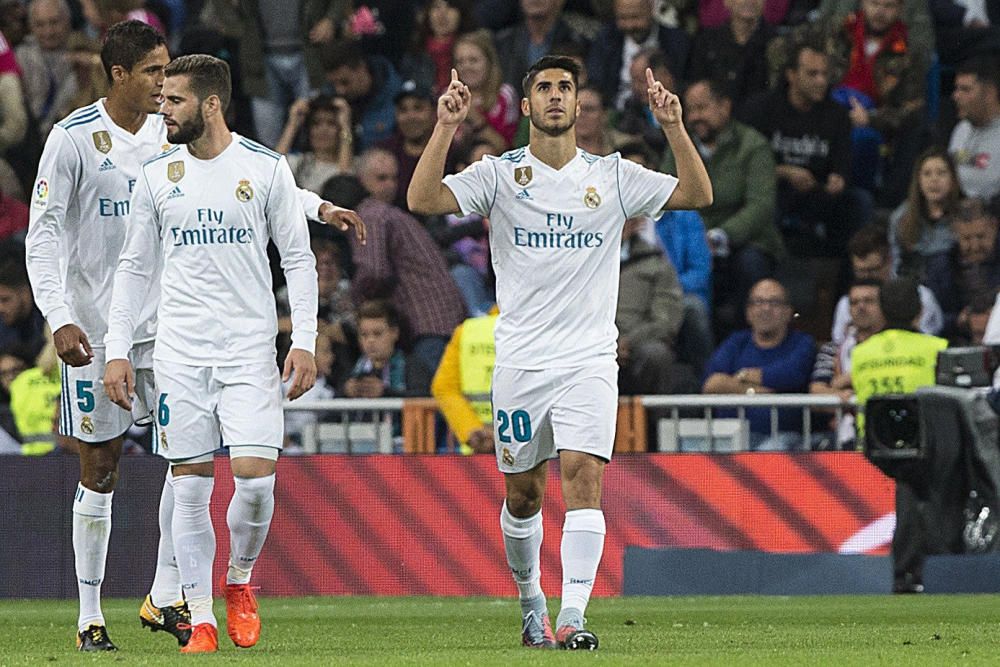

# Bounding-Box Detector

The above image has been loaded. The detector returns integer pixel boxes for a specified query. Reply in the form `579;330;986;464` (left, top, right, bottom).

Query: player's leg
550;363;616;651
153;360;221;654
493;365;557;648
216;362;284;648
132;351;191;646
63;353;130;651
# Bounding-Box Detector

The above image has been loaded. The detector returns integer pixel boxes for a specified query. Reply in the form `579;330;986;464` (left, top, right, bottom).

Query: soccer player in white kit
408;58;712;650
24;21;185;652
103;54;319;654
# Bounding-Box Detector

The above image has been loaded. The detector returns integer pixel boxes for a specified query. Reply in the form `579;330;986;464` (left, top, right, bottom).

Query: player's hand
646;67;682;128
103;358;135;411
467;427;495;454
318;202;366;244
283;348;317;400
438;69;471;128
53;323;93;367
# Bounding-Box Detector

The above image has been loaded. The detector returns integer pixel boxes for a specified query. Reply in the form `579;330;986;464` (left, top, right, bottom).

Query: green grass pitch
2;595;1000;665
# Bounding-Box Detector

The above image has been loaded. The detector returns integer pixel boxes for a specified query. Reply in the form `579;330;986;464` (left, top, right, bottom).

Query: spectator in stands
832;224;943;345
588;0;689;110
0;187;28;241
357;147;400;206
276;236;356;390
0;254;45;358
703;278;816;450
741;40;870;257
322;174;466;382
16;0;79;138
699;0;791;28
377;80;442;210
493;0;587;93
431;307;497;454
888;148;962;283
621;141;713;379
618;217;684;395
816;0;934;62
0;0;28;48
0;28;27;156
686;0;775;107
7;325;60;455
275;95;354;193
344;1;417;67
663;79;782;338
809;278;884;447
81;0;165;36
948;56;1000;204
279;330;337;451
400;0;477;95
453;29;519;153
344;300;430;397
926;198;1000;342
233;0;345;148
610;47;673;157
575;86;625;156
323;40;402;151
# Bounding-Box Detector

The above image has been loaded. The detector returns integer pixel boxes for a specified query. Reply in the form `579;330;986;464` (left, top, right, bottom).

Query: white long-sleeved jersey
26;100;166;343
105;134;318;366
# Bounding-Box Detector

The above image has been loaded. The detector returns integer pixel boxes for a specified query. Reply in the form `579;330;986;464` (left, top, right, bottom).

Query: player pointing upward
408;60;711;649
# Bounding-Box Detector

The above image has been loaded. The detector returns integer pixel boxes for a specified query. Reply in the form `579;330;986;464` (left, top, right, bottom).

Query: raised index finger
451;68;459;83
645;67;655;88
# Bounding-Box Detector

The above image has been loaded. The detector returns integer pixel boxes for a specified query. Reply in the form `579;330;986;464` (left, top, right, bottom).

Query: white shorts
152;359;283;463
491;361;618;474
60;342;155;443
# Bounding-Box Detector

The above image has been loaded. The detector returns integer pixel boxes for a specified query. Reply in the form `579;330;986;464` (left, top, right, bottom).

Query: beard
529;106;576;138
167;112;206;144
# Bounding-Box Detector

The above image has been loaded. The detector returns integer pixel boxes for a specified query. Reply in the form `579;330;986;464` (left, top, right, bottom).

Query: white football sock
73;484;112;631
171;474;216;627
559;509;605;619
226;474;275;585
149;469;182;607
500;502;544;602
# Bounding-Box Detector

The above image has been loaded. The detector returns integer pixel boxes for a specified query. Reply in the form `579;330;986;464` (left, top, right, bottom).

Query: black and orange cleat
220;577;260;648
76;624;117;651
179;623;218;654
139;594;192;646
521;610;556;648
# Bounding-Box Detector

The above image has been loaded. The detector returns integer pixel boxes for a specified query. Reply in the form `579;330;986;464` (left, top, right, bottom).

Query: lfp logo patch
32;177;49;209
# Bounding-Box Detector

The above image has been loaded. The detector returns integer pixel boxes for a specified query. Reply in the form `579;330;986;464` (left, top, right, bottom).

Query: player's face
358;317;399;366
523;69;578;137
120;44;169;115
160;75;206;144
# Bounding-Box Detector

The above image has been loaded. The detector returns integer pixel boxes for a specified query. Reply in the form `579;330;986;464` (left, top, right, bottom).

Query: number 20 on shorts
496;409;532;443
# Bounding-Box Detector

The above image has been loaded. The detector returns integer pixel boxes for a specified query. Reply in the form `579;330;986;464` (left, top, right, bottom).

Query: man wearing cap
852;277;947;593
377;80;448;211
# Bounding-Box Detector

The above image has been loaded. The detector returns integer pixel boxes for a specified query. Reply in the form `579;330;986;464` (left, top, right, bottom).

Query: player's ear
520;97;529;118
203;94;221;116
110;64;128;84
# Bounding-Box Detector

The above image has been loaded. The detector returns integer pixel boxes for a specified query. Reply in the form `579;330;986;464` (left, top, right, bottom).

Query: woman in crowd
401;0;477;95
452;29;518;153
276;95;355;194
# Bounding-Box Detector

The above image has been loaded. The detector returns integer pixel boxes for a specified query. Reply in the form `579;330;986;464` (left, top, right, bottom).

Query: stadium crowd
0;0;998;455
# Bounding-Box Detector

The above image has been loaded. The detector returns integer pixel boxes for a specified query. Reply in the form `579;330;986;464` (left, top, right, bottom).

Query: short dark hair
786;38;827;74
850;278;883;292
322;40;366;73
164;54;231;113
687;78;731;104
848;225;890;259
522;55;580;97
0;259;29;289
357;300;399;329
321;174;369;210
956;55;1000;93
100;19;166;83
880;277;921;329
954;197;995;224
617;140;657;168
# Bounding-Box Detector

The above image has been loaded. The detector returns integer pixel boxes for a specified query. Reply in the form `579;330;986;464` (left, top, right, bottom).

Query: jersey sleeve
617;156;679;219
268;157;318;354
296;186;323;221
104;168;161;360
442;157;498;217
24;126;79;333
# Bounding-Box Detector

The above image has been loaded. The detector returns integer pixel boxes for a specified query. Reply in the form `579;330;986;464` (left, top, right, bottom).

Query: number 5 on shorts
496;409;532;443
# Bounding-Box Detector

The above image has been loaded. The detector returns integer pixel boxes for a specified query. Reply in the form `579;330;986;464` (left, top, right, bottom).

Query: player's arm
103;169;161;410
24;127;93;367
407;69;469;215
269;158;318;400
296;187;366;243
645;68;713;210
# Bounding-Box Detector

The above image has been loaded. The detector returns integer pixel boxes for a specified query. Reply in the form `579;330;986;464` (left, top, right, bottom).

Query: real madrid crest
81;416;95;435
236;179;254;203
583;186;601;209
514;166;532;186
502;447;515;467
160;429;168;451
92;131;112;154
167;161;185;183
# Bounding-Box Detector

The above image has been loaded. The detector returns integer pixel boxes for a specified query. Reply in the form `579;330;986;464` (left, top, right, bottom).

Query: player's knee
505;488;543;517
233;474;275;506
81;464;119;493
